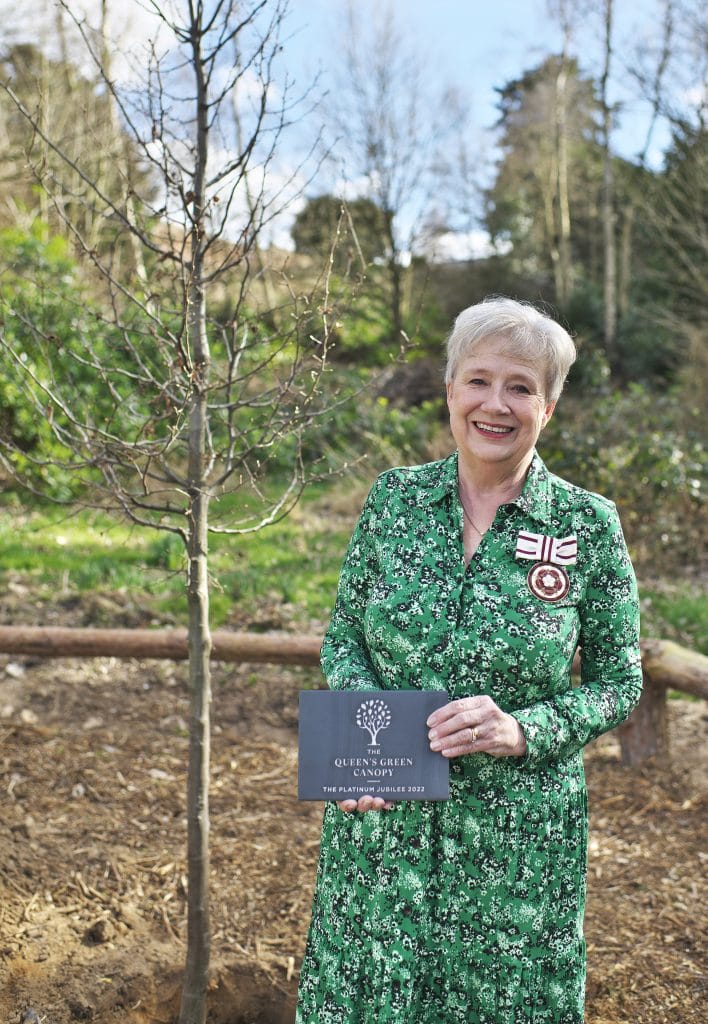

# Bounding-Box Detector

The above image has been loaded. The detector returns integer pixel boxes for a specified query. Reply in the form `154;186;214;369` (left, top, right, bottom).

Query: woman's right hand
337;795;395;812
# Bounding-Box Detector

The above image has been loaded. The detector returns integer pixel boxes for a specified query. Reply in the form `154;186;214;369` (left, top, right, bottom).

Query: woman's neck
457;450;534;506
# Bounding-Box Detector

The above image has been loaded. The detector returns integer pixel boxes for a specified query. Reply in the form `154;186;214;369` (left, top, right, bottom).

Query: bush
539;384;706;573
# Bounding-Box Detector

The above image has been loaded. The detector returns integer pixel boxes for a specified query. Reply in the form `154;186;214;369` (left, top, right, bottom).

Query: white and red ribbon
515;531;577;566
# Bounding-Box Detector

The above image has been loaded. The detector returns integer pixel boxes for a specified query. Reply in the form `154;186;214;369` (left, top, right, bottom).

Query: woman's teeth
474;422;513;434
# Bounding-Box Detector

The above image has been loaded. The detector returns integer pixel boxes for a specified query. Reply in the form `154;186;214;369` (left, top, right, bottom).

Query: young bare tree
0;3;347;1021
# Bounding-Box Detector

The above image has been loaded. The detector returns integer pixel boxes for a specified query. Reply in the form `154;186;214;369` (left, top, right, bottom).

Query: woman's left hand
427;695;527;758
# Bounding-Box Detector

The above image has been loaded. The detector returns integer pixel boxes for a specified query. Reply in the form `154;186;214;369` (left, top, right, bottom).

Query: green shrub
540;384;706;573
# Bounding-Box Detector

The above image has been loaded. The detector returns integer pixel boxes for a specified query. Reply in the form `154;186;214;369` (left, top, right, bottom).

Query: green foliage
325;270;395;364
0;490;352;629
1;475;704;653
638;122;707;330
284;366;444;473
539;385;706;573
0;227;89;496
0;227;162;497
485;55;602;292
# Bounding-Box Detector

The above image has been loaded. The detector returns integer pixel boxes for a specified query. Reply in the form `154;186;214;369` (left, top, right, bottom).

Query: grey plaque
298;689;449;801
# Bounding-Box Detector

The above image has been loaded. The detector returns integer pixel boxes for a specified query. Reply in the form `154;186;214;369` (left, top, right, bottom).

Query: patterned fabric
296;451;642;1024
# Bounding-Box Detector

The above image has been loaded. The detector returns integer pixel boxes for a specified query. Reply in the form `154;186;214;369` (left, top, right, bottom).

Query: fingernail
428;728;437;740
430;740;441;751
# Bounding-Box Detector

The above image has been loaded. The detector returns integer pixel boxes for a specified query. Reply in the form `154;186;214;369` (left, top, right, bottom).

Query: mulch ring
0;651;706;1023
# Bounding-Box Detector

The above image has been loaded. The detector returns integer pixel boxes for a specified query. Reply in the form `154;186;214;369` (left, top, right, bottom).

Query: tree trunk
618;669;669;765
384;209;404;345
100;0;150;296
181;482;212;1024
601;0;617;365
542;157;562;302
389;256;403;346
555;58;572;305
618;201;635;317
179;13;212;1024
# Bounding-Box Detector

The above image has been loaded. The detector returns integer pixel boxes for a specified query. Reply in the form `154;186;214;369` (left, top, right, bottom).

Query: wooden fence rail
0;627;705;766
0;625;321;666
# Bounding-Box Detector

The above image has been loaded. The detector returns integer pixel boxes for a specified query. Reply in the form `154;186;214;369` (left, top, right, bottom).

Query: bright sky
9;0;688;166
284;0;682;167
2;0;699;253
273;0;691;254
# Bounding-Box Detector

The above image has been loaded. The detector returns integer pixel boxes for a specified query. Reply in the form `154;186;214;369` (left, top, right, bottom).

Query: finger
429;708;483;743
367;796;390;811
356;795;372;812
440;729;487;756
337;800;358;812
432;723;484;751
426;697;479;728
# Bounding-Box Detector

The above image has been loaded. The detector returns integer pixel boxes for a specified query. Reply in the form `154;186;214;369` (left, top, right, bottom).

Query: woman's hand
336;795;395;813
427;695;527;758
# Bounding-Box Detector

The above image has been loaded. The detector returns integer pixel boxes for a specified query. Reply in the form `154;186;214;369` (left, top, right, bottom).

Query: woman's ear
540;400;556;429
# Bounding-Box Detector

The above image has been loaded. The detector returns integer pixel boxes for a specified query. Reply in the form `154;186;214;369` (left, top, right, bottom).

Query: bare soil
0;590;705;1024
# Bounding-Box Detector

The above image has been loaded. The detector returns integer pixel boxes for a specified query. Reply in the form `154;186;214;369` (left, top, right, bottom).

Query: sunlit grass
640;585;708;656
1;487;705;651
0;487;354;629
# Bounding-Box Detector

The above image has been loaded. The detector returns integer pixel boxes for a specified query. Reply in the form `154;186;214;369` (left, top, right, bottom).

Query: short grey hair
445;297;577;402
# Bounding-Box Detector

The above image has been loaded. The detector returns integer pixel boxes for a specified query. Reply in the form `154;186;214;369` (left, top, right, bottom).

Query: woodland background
0;0;705;600
0;2;706;1023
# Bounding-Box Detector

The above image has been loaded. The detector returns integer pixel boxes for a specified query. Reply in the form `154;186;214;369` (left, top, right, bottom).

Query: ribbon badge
515;531;576;602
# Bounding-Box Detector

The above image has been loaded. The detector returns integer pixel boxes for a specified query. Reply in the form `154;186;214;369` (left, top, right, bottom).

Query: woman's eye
510;384;531;394
468;378;486;386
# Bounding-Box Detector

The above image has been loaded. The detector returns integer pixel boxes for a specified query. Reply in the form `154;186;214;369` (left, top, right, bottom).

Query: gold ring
471;728;479;743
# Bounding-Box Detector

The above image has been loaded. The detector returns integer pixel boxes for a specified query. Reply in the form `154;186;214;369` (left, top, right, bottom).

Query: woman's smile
473;421;514;436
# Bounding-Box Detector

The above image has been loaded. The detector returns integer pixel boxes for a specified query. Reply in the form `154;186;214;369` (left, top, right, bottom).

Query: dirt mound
0;641;705;1023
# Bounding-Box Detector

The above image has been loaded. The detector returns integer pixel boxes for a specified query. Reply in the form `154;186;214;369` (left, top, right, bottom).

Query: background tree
291;194;388;272
0;39;154;260
599;0;618;364
0;2;347;1021
485;55;603;305
324;0;467;346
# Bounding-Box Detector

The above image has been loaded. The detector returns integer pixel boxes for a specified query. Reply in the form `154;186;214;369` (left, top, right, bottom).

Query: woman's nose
480;386;510;412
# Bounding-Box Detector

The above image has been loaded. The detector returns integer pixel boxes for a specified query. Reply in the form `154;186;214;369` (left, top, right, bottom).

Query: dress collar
420;449;554;526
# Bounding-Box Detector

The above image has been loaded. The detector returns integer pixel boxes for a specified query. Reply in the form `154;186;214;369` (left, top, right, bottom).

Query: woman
296;297;642;1024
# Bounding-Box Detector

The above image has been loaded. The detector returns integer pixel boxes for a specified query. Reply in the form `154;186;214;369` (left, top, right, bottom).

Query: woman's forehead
457;339;544;380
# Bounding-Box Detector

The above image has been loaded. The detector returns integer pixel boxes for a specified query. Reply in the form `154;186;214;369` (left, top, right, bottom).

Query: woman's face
446;336;555;471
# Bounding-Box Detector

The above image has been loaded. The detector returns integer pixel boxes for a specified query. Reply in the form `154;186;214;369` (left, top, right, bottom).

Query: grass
639;584;708;657
0;485;355;630
1;484;706;654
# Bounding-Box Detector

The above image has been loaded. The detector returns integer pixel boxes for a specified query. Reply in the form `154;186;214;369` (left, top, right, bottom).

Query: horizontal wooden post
638;638;708;699
0;625;321;666
0;628;705;765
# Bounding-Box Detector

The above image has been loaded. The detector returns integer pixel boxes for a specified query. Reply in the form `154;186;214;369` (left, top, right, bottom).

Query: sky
11;0;689;167
283;0;681;165
272;0;688;253
2;0;700;253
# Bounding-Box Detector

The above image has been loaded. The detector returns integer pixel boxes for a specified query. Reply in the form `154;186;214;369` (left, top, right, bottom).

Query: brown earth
0;591;705;1024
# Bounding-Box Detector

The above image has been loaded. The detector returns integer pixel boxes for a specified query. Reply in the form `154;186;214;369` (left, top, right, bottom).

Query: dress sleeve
320;477;385;691
513;504;643;769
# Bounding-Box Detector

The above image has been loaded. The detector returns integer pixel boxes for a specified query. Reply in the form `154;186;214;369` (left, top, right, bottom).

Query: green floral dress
296;452;642;1024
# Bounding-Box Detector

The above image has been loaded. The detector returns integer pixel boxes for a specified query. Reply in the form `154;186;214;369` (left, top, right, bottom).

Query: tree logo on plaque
356;698;392;746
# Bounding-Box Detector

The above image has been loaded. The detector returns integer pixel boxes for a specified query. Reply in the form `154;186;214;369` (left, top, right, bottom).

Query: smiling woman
446;341;555;496
296;296;643;1024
